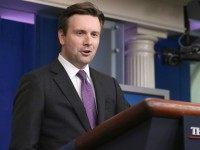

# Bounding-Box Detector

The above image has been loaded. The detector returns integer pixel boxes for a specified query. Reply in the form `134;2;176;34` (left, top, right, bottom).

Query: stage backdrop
0;19;35;150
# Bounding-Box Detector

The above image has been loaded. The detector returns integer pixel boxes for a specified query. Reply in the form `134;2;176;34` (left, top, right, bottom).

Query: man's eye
91;33;99;38
76;31;83;36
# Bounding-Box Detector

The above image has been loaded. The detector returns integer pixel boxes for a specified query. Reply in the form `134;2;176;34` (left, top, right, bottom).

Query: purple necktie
77;70;97;129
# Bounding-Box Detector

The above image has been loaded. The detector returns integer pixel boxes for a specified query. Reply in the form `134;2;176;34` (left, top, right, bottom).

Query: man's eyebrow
73;29;86;33
74;29;100;33
91;30;100;34
74;29;85;32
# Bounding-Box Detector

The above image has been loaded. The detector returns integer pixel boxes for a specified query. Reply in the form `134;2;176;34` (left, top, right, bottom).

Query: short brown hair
58;2;105;34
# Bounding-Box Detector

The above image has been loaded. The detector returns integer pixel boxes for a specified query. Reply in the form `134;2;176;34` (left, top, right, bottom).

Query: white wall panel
23;0;185;33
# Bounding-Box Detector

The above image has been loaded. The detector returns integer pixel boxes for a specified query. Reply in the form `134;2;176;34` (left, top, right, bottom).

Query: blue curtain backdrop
0;15;58;150
0;15;190;149
35;14;59;67
0;19;35;150
155;36;190;101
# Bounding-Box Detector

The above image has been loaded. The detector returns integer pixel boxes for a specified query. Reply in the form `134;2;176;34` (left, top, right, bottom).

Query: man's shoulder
22;59;60;80
90;67;113;80
26;64;50;77
89;67;120;87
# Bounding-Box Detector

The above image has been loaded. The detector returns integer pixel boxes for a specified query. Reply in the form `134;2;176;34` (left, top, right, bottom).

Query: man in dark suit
10;2;129;150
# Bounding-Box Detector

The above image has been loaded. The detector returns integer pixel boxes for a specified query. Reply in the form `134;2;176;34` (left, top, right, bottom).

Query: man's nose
83;35;92;46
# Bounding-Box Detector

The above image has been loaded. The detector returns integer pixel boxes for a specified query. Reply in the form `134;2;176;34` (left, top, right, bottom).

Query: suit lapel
90;68;106;124
50;60;91;131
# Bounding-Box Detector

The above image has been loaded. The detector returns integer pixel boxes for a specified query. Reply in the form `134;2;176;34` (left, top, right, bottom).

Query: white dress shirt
58;54;96;101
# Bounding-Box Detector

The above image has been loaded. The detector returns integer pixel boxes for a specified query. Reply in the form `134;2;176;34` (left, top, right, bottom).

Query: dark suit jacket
10;59;129;150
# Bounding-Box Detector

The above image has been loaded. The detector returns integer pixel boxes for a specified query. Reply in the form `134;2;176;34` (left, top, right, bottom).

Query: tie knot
77;70;87;81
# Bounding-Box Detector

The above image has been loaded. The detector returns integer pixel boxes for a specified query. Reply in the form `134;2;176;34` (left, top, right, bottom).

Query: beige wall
23;0;185;33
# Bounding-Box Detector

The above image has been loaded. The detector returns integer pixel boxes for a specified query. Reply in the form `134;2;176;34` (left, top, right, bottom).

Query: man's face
58;14;101;69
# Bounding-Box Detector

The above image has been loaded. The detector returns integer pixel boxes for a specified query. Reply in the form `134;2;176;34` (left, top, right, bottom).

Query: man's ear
58;29;65;45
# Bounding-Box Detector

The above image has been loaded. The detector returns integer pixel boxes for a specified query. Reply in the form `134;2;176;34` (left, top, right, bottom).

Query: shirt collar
58;53;91;79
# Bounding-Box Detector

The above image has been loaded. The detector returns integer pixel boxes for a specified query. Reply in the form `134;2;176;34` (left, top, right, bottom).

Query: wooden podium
75;98;200;150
